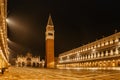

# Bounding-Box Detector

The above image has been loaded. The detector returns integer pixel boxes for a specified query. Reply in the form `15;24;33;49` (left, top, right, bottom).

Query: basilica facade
16;53;45;68
57;32;120;69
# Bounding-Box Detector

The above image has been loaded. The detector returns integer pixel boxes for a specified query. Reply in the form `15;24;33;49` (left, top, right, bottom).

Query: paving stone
0;67;120;80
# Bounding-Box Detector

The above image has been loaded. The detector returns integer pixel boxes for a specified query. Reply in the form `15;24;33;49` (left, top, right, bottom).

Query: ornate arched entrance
26;57;31;67
18;62;21;67
22;62;25;67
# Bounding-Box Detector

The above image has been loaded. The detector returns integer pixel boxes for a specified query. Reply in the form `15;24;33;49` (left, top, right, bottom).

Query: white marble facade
16;53;45;67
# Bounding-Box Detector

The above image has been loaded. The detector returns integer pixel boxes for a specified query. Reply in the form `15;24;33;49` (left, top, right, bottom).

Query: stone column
85;55;87;59
94;53;96;58
110;49;113;55
83;56;85;60
105;50;108;56
98;53;100;57
115;47;118;55
88;55;90;59
101;52;104;57
91;54;93;58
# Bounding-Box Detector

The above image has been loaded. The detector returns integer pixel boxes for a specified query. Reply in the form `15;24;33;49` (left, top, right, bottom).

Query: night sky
7;0;120;59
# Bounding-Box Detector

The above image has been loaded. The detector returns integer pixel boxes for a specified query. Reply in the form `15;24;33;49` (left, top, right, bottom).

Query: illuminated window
115;38;119;42
98;44;100;47
90;46;93;49
102;43;104;46
94;45;96;48
92;49;96;52
98;43;101;47
86;47;88;50
110;40;113;44
94;53;96;58
88;47;90;50
105;42;108;45
83;49;85;51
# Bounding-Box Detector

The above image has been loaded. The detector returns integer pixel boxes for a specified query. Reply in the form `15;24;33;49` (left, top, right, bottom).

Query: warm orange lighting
6;18;10;23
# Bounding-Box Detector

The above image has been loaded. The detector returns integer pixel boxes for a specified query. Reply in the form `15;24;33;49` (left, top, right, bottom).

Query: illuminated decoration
45;14;55;68
57;32;120;69
0;0;10;72
16;53;45;67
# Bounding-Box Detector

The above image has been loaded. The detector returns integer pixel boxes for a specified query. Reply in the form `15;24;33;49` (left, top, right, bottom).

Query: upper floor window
105;42;108;45
102;43;104;46
98;44;100;47
91;46;93;49
115;38;119;42
110;40;113;44
94;45;97;48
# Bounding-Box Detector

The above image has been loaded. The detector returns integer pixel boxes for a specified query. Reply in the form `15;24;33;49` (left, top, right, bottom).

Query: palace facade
0;0;10;73
57;32;120;69
16;53;45;67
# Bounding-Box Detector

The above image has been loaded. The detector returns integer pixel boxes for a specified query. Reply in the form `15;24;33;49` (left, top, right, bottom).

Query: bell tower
45;14;55;68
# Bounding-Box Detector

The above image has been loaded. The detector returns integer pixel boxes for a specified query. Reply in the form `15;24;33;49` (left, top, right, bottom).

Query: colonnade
16;60;45;68
58;32;120;69
59;59;120;68
16;62;41;67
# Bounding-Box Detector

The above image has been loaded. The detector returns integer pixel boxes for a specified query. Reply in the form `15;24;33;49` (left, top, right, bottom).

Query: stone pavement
0;67;120;80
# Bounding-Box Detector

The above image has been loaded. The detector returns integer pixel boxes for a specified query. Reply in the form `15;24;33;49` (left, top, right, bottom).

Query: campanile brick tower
45;14;55;68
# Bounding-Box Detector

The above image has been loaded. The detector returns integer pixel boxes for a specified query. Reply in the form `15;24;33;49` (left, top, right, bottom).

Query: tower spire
47;14;53;26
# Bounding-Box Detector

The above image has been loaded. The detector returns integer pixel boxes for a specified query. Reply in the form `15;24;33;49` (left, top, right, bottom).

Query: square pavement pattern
0;67;120;80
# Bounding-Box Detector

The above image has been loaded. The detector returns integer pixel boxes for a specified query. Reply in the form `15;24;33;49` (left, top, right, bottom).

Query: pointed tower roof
47;14;53;26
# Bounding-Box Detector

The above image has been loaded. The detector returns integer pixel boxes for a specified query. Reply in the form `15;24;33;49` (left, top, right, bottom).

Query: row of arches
17;62;44;67
59;59;120;68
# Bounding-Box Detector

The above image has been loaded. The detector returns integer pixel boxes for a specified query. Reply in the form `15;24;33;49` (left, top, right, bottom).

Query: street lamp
6;18;15;26
6;18;9;23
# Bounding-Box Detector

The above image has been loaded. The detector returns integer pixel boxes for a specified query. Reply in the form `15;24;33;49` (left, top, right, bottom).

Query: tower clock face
48;33;53;36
